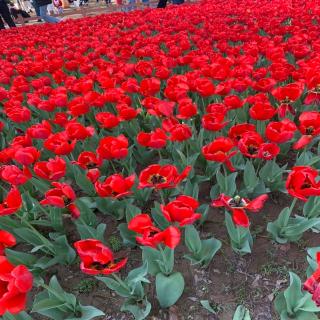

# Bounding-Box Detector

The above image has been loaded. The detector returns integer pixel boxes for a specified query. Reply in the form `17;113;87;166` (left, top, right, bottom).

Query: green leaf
52;235;76;265
2;312;33;320
184;225;202;254
74;199;97;226
233;305;251;319
156;272;185;308
72;166;96;196
284;272;304;314
126;262;150;288
32;299;67;313
96;276;130;297
200;300;216;314
67;305;105;320
303;197;320;218
118;223;137;247
121;297;151;320
5;249;38;267
29;178;50;193
141;246;161;276
243;161;259;191
75;222;106;242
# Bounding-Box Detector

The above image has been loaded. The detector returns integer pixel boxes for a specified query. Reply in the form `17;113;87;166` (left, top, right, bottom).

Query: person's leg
157;0;167;7
0;15;5;29
0;1;16;27
39;4;60;22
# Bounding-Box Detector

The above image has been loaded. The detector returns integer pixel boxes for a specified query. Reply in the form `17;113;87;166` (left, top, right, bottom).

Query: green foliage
184;225;221;267
97;262;151;320
233;305;251;319
225;213;253;255
274;272;320;320
155;272;185;308
32;276;104;320
267;207;320;243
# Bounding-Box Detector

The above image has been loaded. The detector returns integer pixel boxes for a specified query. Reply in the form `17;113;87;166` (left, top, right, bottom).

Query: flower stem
288;197;298;214
112;273;130;291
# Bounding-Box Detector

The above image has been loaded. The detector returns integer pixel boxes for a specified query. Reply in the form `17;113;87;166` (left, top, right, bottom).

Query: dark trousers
157;0;167;7
0;0;16;29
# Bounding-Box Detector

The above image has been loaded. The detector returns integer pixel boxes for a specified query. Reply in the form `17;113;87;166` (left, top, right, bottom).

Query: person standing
31;0;41;21
0;0;16;29
34;0;60;22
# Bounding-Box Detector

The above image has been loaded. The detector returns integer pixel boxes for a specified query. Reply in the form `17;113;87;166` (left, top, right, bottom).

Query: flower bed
1;0;320;319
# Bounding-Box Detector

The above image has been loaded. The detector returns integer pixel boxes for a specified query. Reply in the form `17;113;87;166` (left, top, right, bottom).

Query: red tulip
303;252;320;306
168;124;192;142
40;182;80;218
224;95;243;110
161;195;201;226
195;78;215;97
34;157;66;181
0;256;33;316
202;113;229;132
0;230;16;255
74;239;127;275
286;166;320;201
116;103;141;121
137;128;167;149
257;143;280;160
65;121;95;140
249;102;276;120
95;112;120;130
140;77;161;96
27;120;52;139
138;164;191;189
176;98;197;119
238;132;264;158
97;135;128;160
202;137;237;171
0;165;31;185
212;194;268;227
293;111;320;150
14;147;40;166
228;123;256;142
95;174;135;198
128;214;181;249
0;187;22;216
272;83;302;117
73;151;102;169
265;119;297;143
44;132;76;155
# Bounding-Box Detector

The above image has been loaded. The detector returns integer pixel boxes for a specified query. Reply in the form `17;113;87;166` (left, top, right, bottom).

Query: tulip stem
110;161;117;173
288;197;298;214
112;273;130;291
159;190;166;204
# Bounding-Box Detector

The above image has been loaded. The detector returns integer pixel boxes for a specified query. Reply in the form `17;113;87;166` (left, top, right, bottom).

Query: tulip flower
138;164;191;189
74;239;127;275
286;166;320;201
0;256;33;316
212;194;268;227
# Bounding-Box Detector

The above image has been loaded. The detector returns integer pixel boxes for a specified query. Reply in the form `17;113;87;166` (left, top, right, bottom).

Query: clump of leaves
108;235;122;252
74;279;97;294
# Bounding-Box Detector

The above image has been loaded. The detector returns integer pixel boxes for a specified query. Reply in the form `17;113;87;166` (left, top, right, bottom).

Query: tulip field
1;0;320;319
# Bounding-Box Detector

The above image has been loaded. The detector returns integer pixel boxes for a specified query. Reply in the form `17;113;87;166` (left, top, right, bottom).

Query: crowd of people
0;0;183;29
